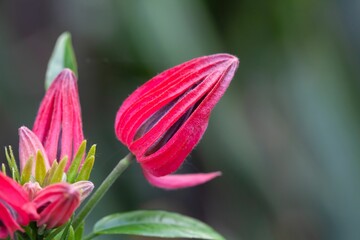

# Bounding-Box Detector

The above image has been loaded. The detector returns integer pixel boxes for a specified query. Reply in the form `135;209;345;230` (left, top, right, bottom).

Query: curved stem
72;153;134;230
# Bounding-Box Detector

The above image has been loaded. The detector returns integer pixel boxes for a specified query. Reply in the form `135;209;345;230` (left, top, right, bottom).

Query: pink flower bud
33;183;80;229
0;173;39;238
33;69;84;169
19;126;50;174
115;54;239;189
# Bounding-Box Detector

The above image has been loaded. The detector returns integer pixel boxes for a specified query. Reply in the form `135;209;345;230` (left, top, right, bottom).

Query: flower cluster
0;52;238;239
0;70;94;239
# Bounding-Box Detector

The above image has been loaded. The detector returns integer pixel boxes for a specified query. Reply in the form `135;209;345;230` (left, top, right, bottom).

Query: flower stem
72;153;134;230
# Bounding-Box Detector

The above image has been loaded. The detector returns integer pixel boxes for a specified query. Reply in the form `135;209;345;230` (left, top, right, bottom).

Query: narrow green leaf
67;140;87;183
92;210;225;240
50;157;68;184
68;226;75;240
43;161;58;186
75;156;94;181
5;146;20;181
86;144;97;159
21;157;33;184
45;32;78;89
1;163;6;175
35;151;47;185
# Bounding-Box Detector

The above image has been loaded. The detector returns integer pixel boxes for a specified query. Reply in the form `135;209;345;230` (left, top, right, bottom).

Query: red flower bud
33;183;80;229
33;69;84;169
115;54;239;189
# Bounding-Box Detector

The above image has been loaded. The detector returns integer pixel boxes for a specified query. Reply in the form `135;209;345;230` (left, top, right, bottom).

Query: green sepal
1;164;6;175
86;144;96;159
68;226;75;240
5;146;20;181
21;157;33;184
35;151;47;185
74;222;84;240
50;157;68;184
75;156;94;181
43;161;59;186
67;140;87;183
45;32;78;89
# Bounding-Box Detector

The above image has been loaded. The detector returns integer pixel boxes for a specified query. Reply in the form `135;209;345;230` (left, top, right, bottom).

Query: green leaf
45;32;78;89
92;210;225;240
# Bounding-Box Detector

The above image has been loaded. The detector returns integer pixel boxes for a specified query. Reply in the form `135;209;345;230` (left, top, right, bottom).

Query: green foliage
45;32;78;89
91;210;225;239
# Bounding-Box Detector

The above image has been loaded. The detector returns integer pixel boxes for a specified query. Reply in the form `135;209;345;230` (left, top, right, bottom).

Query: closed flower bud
33;69;84;169
19;126;50;176
115;54;239;189
33;183;80;229
23;182;42;200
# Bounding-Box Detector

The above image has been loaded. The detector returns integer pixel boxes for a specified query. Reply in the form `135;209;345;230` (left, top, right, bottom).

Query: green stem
72;153;134;230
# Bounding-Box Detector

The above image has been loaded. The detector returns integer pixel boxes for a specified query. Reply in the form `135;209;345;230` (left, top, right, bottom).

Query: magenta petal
0;202;22;239
143;170;222;190
0;173;39;238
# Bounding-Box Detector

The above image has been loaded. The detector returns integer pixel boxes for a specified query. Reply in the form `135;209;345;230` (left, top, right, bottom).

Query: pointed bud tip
56;68;77;84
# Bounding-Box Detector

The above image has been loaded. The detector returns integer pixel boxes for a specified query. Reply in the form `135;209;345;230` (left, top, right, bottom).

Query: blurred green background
1;0;360;239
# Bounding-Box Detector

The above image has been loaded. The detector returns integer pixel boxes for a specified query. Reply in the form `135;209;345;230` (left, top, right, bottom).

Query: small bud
33;183;80;229
23;182;42;200
19;126;50;176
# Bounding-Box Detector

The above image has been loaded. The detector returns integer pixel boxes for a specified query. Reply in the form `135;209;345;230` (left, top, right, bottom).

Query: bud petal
72;180;94;202
143;170;222;190
19;126;50;175
115;54;238;188
33;183;80;229
33;69;84;169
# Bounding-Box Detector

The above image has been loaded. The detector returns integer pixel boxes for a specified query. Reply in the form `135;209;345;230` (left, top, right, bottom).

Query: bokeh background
1;1;360;239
